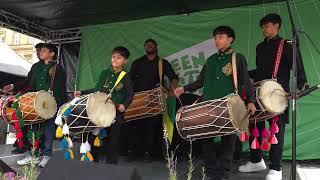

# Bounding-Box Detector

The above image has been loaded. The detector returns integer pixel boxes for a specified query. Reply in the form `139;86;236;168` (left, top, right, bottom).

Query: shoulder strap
107;71;127;96
272;39;285;79
113;71;126;89
158;58;163;85
49;64;57;94
231;52;238;94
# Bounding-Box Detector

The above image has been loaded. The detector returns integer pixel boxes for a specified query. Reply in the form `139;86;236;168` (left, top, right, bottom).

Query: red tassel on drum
261;139;270;151
256;140;260;149
270;121;279;134
273;115;279;122
34;139;41;149
268;133;278;144
14;122;20;131
251;137;260;149
261;128;270;138
240;131;249;142
17;140;23;149
12;111;17;121
16;131;23;139
251;127;260;137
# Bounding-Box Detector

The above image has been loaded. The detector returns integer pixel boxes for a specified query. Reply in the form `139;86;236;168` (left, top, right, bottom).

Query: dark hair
35;43;44;49
144;38;157;46
112;46;130;59
41;43;58;60
213;26;236;43
260;13;282;29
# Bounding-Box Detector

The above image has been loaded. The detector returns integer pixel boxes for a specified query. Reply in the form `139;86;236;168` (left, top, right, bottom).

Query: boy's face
36;48;42;60
40;48;55;61
214;33;233;51
111;52;127;69
261;22;279;39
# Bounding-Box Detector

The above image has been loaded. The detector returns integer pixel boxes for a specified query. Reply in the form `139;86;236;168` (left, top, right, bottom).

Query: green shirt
203;53;236;101
82;67;134;108
184;49;252;102
33;61;63;104
34;61;54;91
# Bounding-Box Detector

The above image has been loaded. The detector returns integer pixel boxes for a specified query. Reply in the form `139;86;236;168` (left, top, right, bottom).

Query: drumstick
105;94;112;104
270;89;289;98
170;84;183;107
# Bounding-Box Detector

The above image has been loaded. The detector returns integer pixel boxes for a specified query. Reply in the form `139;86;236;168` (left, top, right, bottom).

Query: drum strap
109;71;126;95
272;39;285;79
158;58;163;85
49;64;57;94
231;52;238;94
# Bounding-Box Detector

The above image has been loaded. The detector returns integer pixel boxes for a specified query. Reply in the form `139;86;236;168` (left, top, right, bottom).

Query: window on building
14;33;20;45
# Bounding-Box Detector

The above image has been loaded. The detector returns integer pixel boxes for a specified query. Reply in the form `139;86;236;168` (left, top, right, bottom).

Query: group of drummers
0;13;308;180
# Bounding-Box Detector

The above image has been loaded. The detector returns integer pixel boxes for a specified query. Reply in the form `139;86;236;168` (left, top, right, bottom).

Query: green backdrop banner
77;0;320;160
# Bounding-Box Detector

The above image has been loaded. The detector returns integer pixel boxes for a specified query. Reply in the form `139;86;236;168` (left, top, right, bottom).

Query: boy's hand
74;91;81;98
247;103;257;115
118;104;126;112
3;84;14;93
174;87;184;97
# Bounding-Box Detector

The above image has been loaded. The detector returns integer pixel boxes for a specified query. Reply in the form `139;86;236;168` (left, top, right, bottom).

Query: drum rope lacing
66;94;96;135
125;86;166;121
178;94;243;140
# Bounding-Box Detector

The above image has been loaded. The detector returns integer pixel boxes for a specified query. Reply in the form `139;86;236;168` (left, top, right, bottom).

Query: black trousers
90;112;124;164
126;115;162;155
249;114;286;171
201;134;236;179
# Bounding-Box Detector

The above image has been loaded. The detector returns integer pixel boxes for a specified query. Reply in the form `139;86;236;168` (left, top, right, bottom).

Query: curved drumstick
170;84;183;107
270;89;289;98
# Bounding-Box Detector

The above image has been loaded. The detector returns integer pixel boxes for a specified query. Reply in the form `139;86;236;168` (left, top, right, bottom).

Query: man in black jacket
127;39;179;162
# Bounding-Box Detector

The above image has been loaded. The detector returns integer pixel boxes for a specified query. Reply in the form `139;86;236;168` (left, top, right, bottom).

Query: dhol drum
58;92;116;136
176;93;248;140
0;91;57;125
124;87;165;122
250;79;288;123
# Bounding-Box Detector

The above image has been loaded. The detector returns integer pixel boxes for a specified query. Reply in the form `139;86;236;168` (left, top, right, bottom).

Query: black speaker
0;160;15;174
37;159;142;180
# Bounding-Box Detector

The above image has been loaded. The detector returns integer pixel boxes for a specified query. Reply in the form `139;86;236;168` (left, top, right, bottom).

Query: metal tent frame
0;9;81;44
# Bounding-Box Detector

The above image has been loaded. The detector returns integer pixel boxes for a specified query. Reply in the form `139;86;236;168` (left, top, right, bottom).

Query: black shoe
11;148;26;154
143;152;152;163
127;150;135;162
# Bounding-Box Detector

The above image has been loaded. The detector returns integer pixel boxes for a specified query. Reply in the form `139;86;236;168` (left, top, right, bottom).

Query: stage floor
0;141;317;180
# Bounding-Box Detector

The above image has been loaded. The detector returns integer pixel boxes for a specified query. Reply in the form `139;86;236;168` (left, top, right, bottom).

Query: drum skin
250;79;288;123
58;92;116;136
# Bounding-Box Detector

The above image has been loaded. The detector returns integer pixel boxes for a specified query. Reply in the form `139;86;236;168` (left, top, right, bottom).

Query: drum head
35;91;57;119
259;80;288;114
228;94;248;131
86;92;116;128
